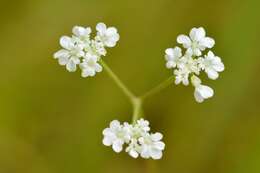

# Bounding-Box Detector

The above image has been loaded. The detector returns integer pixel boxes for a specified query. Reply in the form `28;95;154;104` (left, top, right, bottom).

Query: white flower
177;54;200;75
125;139;141;158
139;133;165;160
80;53;103;77
171;53;200;86
54;36;84;72
54;22;120;77
102;119;165;159
174;68;190;86
165;27;224;102
177;27;215;56
96;22;120;47
191;75;214;103
165;47;182;69
102;120;131;153
72;26;91;40
194;85;214;103
129;118;150;140
90;39;107;56
136;118;150;132
72;26;92;51
199;51;224;80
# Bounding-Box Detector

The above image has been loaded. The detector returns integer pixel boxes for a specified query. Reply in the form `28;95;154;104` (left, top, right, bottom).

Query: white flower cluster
165;27;224;103
102;119;165;159
54;23;120;77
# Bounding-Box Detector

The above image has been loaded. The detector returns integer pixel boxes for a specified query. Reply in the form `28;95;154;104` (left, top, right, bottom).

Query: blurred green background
0;0;260;172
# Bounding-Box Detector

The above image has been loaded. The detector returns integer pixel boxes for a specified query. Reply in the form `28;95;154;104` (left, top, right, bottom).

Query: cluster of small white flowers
102;119;165;159
165;27;225;102
54;23;120;77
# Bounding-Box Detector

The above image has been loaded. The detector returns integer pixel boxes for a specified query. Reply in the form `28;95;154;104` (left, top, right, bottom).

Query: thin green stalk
131;97;143;123
100;59;136;102
100;59;143;122
140;76;174;100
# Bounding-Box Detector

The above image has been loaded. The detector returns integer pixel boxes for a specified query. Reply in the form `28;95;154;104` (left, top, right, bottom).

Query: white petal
200;37;215;48
177;35;191;48
96;23;107;33
150;148;163;160
57;56;69;66
104;33;120;47
154;141;165;150
94;63;103;72
111;33;120;42
72;26;91;36
207;50;215;58
106;27;118;35
143;126;150;132
165;49;174;61
151;133;163;141
104;40;117;47
140;147;150;158
183;78;189;86
206;69;219;80
81;69;94;78
54;49;69;59
112;140;123;153
166;47;182;60
102;128;111;135
89;71;96;77
110;120;121;128
194;90;204;103
213;61;225;72
85;69;96;77
166;61;176;69
199;85;214;98
211;55;221;63
175;78;181;85
190;27;205;42
102;137;112;146
66;59;77;72
129;150;139;158
165;48;174;57
60;36;73;50
173;47;182;57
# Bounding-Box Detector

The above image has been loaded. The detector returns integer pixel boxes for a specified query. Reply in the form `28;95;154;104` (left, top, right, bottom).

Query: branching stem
100;59;173;123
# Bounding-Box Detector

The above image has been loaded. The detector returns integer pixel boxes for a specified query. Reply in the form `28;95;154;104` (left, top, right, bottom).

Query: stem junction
100;59;173;123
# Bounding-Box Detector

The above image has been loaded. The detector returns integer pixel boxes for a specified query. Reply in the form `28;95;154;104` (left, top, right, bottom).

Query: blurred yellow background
0;0;260;172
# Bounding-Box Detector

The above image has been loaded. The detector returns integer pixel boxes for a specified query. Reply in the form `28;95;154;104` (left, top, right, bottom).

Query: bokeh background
0;0;260;172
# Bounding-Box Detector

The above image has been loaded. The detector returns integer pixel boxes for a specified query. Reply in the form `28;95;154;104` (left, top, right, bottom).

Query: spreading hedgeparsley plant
53;23;225;159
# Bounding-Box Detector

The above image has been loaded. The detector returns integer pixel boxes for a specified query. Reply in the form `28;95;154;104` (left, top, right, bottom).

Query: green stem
100;59;143;123
140;76;174;100
100;59;136;102
100;59;174;123
131;97;143;123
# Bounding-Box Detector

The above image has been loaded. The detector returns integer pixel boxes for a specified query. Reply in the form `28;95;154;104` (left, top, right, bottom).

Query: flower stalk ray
99;59;136;102
140;76;175;100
